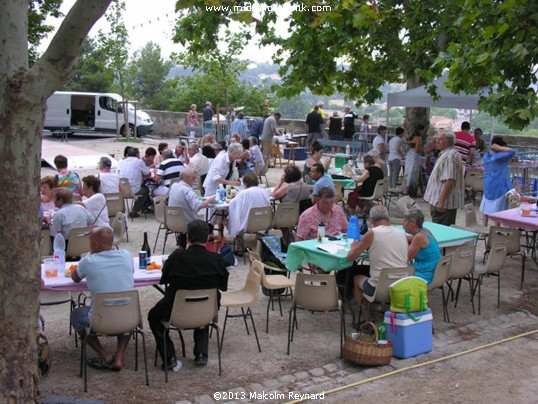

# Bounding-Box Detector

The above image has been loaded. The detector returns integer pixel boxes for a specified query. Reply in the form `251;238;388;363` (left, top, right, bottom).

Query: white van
44;91;153;137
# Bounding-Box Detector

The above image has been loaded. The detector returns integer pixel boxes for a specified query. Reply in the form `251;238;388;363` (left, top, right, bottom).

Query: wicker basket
343;322;392;366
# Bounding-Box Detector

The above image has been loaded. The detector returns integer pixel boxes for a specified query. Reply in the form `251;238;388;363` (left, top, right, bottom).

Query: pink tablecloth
488;208;538;232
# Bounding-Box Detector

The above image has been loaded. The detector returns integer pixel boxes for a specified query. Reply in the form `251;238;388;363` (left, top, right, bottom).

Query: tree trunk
0;1;112;401
404;75;430;137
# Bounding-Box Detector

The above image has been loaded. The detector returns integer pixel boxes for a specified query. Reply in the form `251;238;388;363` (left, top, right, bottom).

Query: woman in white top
97;156;119;193
388;127;405;188
79;175;110;227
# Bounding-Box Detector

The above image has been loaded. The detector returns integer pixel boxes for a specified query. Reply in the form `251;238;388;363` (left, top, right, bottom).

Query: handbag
389;276;428;320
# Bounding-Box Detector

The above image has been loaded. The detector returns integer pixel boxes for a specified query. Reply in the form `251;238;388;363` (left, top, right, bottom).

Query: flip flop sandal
86;357;109;370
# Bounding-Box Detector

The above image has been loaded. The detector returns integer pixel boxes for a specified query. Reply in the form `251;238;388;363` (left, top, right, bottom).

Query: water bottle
217;184;226;201
53;231;66;268
345;143;350;157
317;222;325;242
346;215;361;245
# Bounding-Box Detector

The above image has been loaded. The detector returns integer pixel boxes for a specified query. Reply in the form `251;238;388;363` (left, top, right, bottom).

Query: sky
39;0;282;64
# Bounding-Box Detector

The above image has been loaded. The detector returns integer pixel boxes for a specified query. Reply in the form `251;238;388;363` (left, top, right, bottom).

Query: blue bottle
346;215;361;244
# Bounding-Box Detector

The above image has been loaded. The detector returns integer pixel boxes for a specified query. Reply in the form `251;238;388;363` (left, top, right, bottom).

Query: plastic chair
472;242;508;315
233;206;273;264
66;226;93;260
162;206;188;254
161;289;221;382
119;178;145;222
507;193;520;209
153;196;167;252
40;229;52;259
39;291;77;344
485;226;526;289
427;255;452;322
470;174;484;204
104;192;128;241
258;161;269;186
80;290;148;392
452;204;489;248
386;176;407;209
334;182;349;214
248;250;294;333
358;178;386;211
447;244;477;315
272;203;300;246
111;212;127;248
287;273;345;357
220;260;263;353
358;266;415;325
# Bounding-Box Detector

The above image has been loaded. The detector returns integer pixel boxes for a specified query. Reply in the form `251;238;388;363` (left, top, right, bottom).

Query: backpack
389;276;428;320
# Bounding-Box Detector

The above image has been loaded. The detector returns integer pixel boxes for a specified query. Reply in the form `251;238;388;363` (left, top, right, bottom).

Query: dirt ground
39;135;538;403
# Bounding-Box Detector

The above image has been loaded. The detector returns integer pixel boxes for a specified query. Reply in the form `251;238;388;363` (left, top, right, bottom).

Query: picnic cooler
343;322;392;366
384;308;433;359
283;147;307;161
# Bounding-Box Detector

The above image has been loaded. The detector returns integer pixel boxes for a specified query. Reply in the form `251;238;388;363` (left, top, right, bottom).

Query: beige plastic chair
334;182;348;213
220;260;263;353
359;266;415;324
111;212;127;248
272;202;300;246
248;250;295;333
447;244;477;315
162;206;188;254
234;206;274;264
258;161;269;186
486;226;526;289
427;255;452;322
81;290;148;392
287;273;344;357
464;170;481;190
66;226;93;260
104;192;128;241
39;291;77;343
452;204;489;247
153;196;167;252
40;229;52;259
473;242;508;315
161;289;221;382
119;177;145;221
358;178;387;210
507;193;520;209
470;174;484;203
386;176;407;209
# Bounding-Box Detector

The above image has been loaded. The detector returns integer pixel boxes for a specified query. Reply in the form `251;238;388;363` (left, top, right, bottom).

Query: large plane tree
0;1;112;401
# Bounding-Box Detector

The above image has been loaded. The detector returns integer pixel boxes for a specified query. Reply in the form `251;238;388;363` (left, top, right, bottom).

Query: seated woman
271;165;311;211
41;176;58;212
303;141;331;183
347;155;384;215
238;138;256;177
402;208;441;284
78;175;110;227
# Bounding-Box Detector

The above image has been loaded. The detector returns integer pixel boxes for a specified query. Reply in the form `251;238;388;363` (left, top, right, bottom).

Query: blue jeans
70;306;91;332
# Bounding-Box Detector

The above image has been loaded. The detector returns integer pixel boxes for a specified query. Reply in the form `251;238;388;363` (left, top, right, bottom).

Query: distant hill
168;62;281;84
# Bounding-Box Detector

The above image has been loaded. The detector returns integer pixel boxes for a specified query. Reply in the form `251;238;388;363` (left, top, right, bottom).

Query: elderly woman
403;209;441;285
271;165;311;205
303;141;331;183
79;175;110;227
480;137;516;226
97;156;119;193
41;176;58;211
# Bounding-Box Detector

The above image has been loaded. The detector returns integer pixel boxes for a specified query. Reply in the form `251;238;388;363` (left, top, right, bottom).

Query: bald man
70;227;134;371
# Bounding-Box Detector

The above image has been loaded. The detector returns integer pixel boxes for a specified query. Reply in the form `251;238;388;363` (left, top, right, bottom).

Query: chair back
427;256;452;290
487;226;521;255
40;229;52;259
103;193;125;217
294;273;339;312
483;242;508;275
471;175;484;192
119;177;134;199
165;206;188;234
464;171;480;188
244;259;263;302
373;179;386;200
254;161;261;177
66;226;93;260
111;212;127;245
447;244;476;280
507;193;520;209
169;289;218;330
273;203;300;229
154;196;166;225
334;182;344;203
464;203;479;227
245;206;273;233
91;290;142;334
368;267;415;304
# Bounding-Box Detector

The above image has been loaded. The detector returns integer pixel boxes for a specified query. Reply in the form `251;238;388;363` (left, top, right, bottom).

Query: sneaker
161;357;177;371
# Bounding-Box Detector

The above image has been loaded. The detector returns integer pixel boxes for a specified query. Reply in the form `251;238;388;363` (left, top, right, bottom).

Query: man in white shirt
153;149;184;196
118;147;151;217
203;142;242;198
186;143;209;192
168;168;215;224
249;136;264;173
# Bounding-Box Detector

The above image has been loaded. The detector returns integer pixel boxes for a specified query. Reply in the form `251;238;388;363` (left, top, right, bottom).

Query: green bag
389;276;428;321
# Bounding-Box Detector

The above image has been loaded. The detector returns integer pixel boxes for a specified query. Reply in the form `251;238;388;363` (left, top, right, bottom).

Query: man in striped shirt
454;121;476;165
153;149;184;196
423;131;465;226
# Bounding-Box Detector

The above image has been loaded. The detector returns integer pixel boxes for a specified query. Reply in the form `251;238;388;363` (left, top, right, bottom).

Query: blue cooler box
283;147;307;161
384;308;433;359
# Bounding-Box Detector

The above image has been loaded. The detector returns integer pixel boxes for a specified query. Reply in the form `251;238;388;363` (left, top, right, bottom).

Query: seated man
153;149;184;196
309;163;336;204
148;220;229;370
119;147;151;217
48;188;92;244
70;227;134;371
227;173;270;254
345;205;408;316
296;186;348;242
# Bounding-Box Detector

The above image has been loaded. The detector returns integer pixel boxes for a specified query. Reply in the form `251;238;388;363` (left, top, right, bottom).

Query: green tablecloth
332;178;356;190
395;222;478;248
285;239;353;272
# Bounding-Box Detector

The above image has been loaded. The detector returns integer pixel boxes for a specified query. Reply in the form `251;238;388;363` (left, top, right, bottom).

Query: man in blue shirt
310;163;335;203
230;112;249;139
249;116;266;139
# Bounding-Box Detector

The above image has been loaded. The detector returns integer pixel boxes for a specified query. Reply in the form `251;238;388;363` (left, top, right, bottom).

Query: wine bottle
141;232;151;258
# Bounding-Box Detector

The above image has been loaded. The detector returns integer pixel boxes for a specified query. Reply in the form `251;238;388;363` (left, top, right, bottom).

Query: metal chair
472;242;508;315
162;206;188;254
233;206;273;264
153;196;167;252
427;255;452;322
220;260;263;353
80;290;148;392
272;202;300;246
161;289;221;382
485;226;526;289
287;273;344;357
66;226;93;260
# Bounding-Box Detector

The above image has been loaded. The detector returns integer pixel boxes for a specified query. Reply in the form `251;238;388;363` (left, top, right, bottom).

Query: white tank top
367;225;409;287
